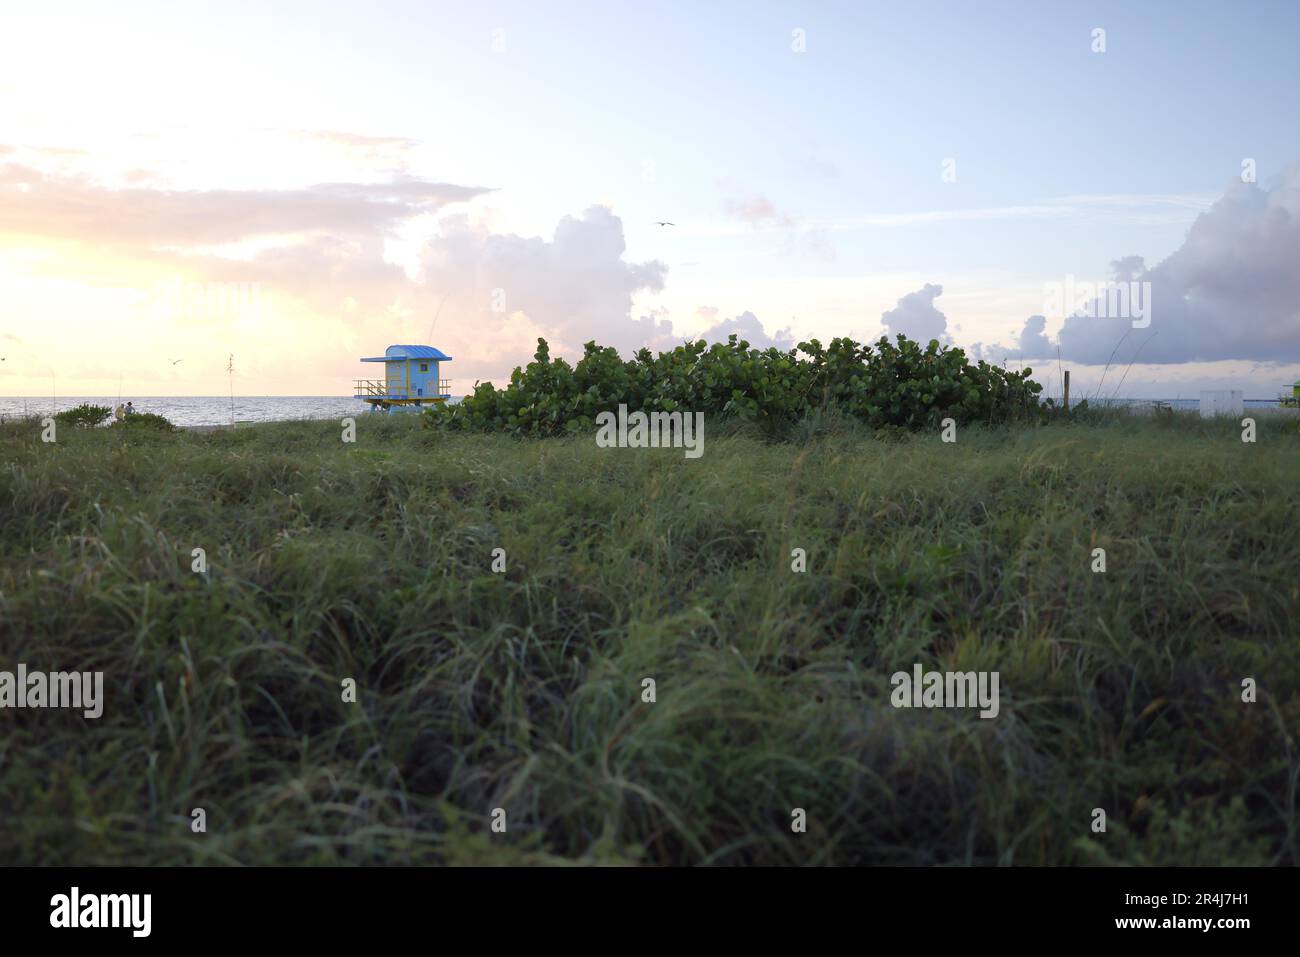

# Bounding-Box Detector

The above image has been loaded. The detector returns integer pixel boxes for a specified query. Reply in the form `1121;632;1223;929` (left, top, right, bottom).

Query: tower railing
354;378;398;397
354;378;453;399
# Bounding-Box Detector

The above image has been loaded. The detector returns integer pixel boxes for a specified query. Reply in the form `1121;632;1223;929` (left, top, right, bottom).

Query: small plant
54;403;112;429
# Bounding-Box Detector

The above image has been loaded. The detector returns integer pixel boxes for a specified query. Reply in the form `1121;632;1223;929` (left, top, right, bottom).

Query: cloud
669;193;1217;241
624;309;680;354
29;145;89;159
1046;164;1300;363
821;194;1214;230
287;130;423;172
718;183;834;259
291;129;420;155
1110;255;1146;281
0;154;683;382
695;309;794;350
121;168;162;186
1012;315;1052;358
416;205;670;361
0;161;492;248
978;312;1055;361
0;152;744;382
722;192;796;229
411;204;798;373
880;283;950;344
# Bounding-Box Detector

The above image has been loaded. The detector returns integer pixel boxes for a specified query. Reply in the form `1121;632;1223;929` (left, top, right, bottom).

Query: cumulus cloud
0;144;818;391
880;283;951;345
0;150;790;379
1016;315;1053;357
417;205;669;361
624;309;680;354
695;309;794;350
1045;165;1300;363
0;153;686;380
985;314;1054;360
1110;255;1146;282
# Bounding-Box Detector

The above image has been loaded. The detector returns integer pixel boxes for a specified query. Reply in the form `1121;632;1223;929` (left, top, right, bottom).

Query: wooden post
1063;370;1070;411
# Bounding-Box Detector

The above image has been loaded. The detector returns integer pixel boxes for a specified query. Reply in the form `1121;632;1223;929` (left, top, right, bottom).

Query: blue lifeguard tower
354;345;452;411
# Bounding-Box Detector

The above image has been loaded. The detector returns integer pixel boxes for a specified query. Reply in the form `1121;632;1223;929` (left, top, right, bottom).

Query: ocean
0;396;463;427
0;395;1285;428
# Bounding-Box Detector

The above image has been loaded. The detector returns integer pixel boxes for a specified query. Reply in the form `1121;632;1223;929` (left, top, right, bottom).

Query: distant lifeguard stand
354;345;452;411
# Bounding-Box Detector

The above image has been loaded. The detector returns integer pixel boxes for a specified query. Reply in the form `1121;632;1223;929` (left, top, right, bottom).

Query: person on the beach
114;403;125;422
125;401;136;416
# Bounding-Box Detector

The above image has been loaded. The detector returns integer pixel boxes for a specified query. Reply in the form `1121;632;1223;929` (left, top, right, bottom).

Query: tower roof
360;344;453;362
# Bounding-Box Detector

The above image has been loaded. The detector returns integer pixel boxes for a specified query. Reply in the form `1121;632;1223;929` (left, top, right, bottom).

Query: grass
0;409;1297;865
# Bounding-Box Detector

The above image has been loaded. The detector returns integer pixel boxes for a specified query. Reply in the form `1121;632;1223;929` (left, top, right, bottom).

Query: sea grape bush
113;412;177;432
54;403;112;429
426;333;1042;437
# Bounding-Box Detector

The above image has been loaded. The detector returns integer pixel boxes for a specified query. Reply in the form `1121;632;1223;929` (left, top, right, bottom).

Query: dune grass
0;409;1297;865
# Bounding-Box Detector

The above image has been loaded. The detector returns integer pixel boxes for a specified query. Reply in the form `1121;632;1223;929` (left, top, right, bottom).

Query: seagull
169;358;183;365
655;221;675;227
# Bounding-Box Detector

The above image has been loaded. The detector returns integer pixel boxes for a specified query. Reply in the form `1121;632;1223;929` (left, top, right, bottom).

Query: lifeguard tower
354;345;452;411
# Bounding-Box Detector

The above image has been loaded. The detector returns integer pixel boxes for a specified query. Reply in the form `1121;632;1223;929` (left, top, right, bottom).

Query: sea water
0;396;463;428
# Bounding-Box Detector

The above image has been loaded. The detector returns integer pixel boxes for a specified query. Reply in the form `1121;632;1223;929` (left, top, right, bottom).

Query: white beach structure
1198;390;1244;418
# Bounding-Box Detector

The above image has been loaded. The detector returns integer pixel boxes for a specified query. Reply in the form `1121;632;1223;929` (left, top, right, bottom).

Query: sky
1;0;1298;399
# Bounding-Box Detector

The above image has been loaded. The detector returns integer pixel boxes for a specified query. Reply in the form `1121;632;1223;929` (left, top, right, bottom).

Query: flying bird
169;358;183;365
655;221;675;227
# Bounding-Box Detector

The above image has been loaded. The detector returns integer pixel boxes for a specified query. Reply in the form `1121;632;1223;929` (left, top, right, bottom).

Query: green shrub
426;333;1042;436
115;411;176;432
54;403;112;429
